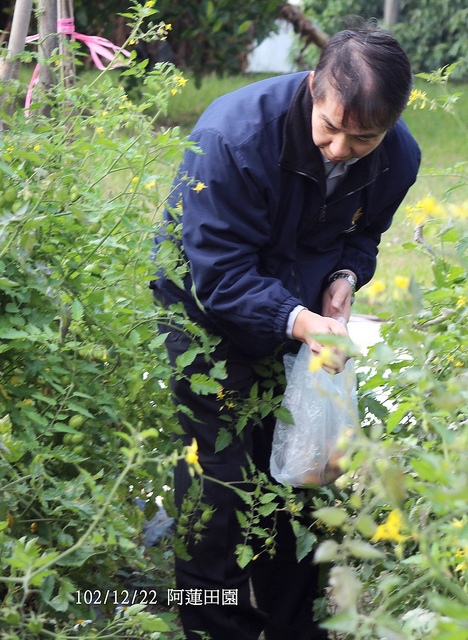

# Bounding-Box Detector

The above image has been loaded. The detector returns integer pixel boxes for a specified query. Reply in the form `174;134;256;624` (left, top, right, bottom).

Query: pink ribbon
25;18;131;115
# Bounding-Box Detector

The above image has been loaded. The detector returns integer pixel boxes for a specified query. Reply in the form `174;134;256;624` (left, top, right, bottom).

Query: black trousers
164;328;328;640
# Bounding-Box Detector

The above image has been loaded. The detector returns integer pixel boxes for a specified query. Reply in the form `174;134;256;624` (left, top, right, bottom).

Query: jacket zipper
292;165;390;226
326;166;390;208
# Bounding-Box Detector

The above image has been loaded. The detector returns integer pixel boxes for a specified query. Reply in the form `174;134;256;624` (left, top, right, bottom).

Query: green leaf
236;544;254;569
215;427;232;452
209;359;227;380
190;373;221;395
138;614;171;632
313;507;348;528
176;347;198;369
372;342;396;364
386;403;413;433
71;299;84;321
431;595;468;620
48;578;75;612
0;327;29;339
259;492;278;503
345;540;384;560
355;514;377;538
0;277;19;288
274;405;294;424
236;510;249;529
258;501;278;517
237;20;252;35
322;610;359;632
314;540;339;563
292;520;316;562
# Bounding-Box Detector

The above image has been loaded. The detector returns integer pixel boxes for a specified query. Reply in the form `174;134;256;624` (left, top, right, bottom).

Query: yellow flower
145;0;155;6
451;518;465;529
394;275;410;290
185;438;203;475
175;76;188;87
33;144;41;151
447;201;468;219
171;88;178;96
372;509;405;543
96;126;104;135
166;23;173;30
131;176;139;183
365;279;386;302
144;180;156;190
456;295;467;309
454;547;467;572
406;196;446;225
419;196;445;217
309;346;337;372
192;181;208;193
408;89;427;109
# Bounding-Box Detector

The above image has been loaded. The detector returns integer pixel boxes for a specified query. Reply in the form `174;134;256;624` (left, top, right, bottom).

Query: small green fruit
4;608;21;625
68;415;85;429
28;619;43;633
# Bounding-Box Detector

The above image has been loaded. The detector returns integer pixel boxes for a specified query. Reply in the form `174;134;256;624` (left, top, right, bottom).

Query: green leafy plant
311;70;468;639
0;3;198;637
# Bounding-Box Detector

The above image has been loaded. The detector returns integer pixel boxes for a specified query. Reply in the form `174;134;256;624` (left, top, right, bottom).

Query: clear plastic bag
270;343;359;487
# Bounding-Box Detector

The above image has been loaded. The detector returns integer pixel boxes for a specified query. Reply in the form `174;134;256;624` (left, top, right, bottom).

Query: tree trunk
278;2;329;50
0;0;34;129
38;0;58;90
384;0;399;25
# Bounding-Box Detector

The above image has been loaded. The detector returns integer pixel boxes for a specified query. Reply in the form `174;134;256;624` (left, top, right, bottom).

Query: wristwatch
327;271;357;294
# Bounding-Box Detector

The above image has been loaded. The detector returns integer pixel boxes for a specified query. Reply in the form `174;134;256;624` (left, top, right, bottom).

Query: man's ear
308;71;314;95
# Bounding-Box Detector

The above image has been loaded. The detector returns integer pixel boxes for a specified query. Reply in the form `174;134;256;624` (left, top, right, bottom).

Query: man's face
310;74;387;163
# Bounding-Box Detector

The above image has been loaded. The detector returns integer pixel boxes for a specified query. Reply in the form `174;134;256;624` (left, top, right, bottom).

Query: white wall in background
247;20;297;74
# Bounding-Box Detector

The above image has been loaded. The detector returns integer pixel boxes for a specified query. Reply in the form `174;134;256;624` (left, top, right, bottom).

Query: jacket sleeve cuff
286;305;307;339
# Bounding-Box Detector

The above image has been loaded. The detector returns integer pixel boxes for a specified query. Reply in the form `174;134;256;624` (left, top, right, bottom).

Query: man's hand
322;275;355;324
291;309;349;373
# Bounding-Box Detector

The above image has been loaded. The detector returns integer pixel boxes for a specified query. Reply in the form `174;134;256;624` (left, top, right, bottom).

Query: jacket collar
279;75;390;196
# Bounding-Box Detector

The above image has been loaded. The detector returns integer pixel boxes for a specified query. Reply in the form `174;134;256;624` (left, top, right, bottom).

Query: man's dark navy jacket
151;72;421;357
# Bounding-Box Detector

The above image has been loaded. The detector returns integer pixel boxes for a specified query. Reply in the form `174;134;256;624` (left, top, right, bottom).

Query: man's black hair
312;23;413;131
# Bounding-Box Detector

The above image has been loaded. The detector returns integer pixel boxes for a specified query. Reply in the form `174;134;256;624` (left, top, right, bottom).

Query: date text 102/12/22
75;589;158;606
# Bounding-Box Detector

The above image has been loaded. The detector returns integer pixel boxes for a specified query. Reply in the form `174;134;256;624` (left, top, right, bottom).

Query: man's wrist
327;270;357;292
327;270;357;303
287;305;307;339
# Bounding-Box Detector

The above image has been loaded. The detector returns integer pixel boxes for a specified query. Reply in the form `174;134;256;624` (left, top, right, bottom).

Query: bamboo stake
0;0;34;128
57;0;76;90
37;0;59;110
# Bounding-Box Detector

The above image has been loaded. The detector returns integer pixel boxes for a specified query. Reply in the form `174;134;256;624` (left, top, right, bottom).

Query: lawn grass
362;78;468;311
